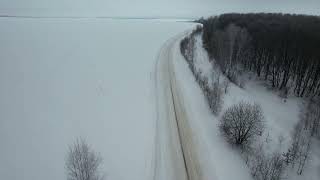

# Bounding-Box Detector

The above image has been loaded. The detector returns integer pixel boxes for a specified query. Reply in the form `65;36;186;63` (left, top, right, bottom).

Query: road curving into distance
153;29;203;180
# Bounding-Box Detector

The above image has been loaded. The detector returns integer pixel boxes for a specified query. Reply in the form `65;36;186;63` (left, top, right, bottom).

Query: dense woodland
200;13;320;97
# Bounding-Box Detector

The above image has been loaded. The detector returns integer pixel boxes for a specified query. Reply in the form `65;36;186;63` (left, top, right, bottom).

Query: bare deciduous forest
201;13;320;97
181;13;320;180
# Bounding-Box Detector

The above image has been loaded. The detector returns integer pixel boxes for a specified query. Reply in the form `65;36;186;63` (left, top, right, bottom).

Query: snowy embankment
180;33;320;180
0;17;195;180
164;32;253;180
190;35;302;151
190;33;302;150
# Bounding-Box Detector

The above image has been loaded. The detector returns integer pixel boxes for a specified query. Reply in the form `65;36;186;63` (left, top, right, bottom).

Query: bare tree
208;82;223;115
66;138;104;180
257;153;284;180
219;102;264;148
180;28;224;116
291;120;312;175
226;24;239;73
283;114;313;175
180;34;195;63
296;132;311;175
304;98;320;137
243;140;286;180
222;80;230;94
202;14;320;97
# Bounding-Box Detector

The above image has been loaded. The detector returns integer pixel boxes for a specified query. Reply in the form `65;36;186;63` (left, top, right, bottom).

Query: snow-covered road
154;30;204;180
154;29;254;180
153;32;188;180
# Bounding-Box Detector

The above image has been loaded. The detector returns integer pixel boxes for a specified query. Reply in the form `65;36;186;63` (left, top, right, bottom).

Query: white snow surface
0;18;195;180
1;16;318;180
190;34;320;180
171;34;253;180
192;34;302;153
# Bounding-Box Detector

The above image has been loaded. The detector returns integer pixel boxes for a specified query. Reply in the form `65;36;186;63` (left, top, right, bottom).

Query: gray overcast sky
0;0;319;17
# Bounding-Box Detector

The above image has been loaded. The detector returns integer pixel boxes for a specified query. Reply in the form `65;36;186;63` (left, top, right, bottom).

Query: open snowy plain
0;17;195;180
1;9;319;180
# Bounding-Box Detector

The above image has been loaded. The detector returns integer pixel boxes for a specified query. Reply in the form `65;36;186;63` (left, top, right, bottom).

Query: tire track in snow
152;30;203;180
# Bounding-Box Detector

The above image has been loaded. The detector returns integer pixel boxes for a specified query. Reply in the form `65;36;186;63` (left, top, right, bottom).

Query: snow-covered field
0;18;195;180
1;15;319;180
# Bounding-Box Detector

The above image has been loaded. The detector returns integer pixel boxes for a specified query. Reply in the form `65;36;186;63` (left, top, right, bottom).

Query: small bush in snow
250;150;285;180
66;138;104;180
219;102;264;148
